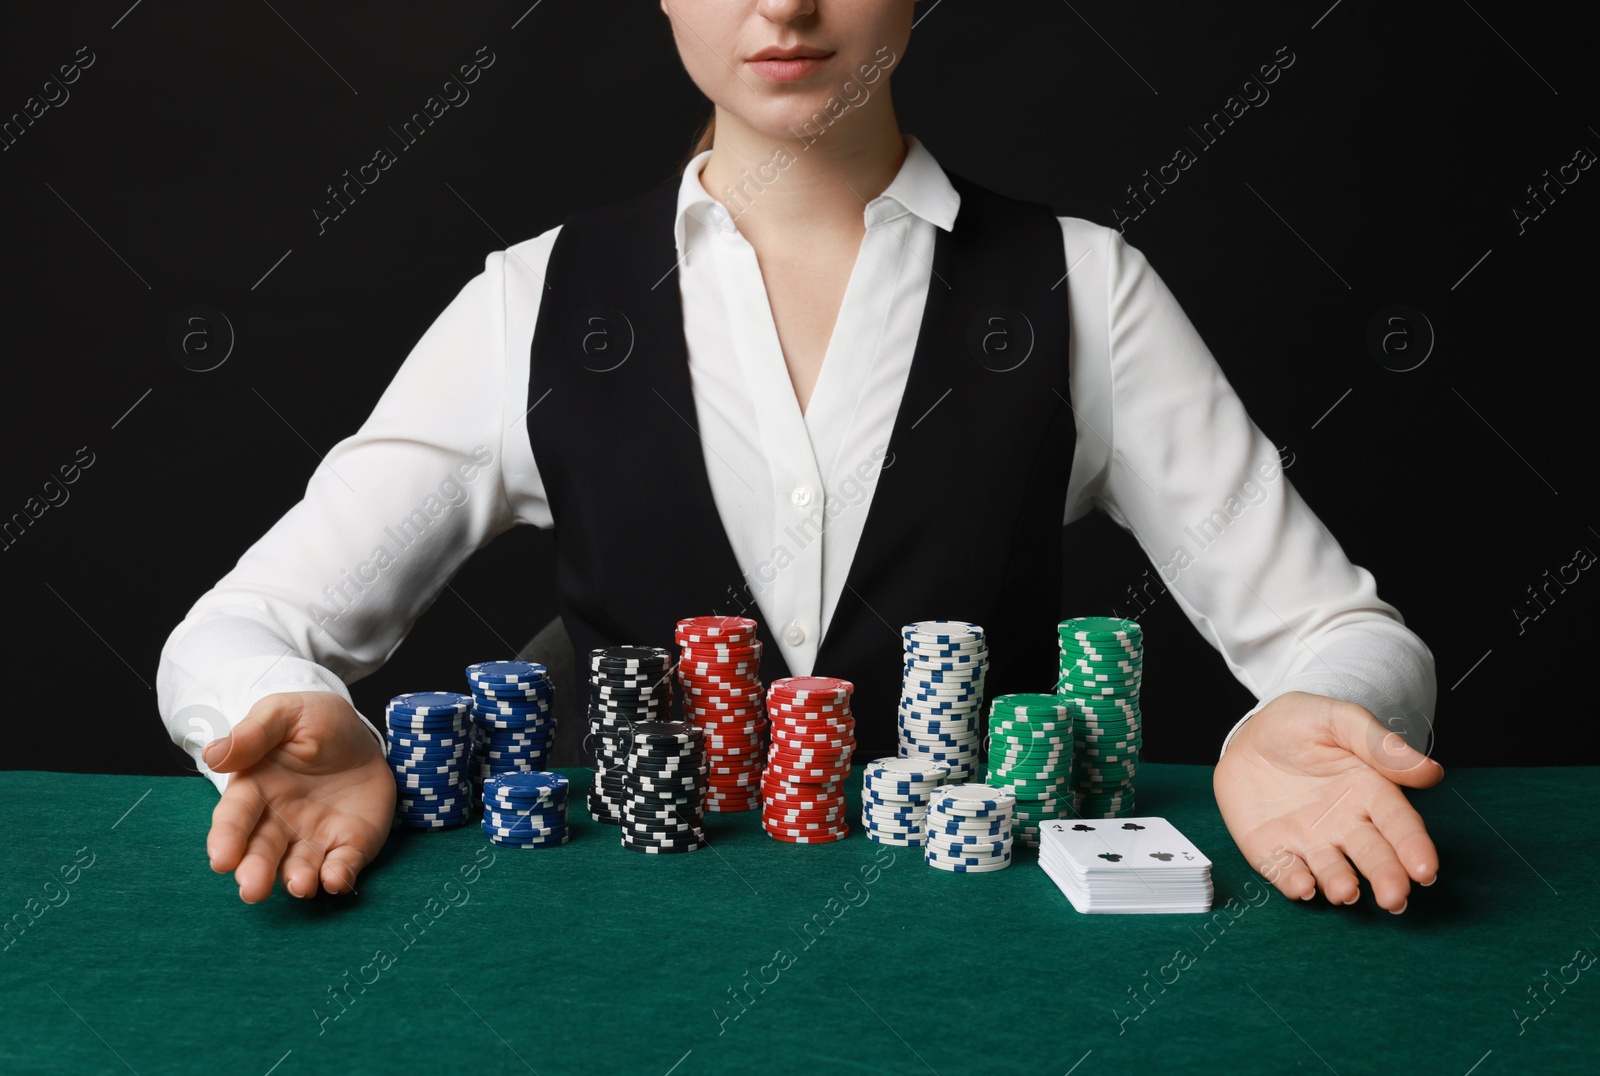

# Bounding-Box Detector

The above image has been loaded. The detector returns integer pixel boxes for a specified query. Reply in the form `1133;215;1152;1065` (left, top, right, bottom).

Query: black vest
527;168;1074;759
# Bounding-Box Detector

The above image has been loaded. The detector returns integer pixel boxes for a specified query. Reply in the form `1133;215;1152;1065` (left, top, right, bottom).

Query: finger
234;819;291;903
321;844;371;896
208;781;267;874
1236;831;1318;901
203;694;302;774
1339;823;1411;912
1262;849;1318;902
1370;784;1440;887
1303;842;1361;905
1333;703;1444;789
280;837;329;900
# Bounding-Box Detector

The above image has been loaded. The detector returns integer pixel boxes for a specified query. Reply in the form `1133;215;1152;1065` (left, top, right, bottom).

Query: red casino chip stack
761;676;856;843
675;616;767;813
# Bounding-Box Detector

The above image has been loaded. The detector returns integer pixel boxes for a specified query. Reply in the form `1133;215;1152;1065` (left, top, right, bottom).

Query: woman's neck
697;103;909;249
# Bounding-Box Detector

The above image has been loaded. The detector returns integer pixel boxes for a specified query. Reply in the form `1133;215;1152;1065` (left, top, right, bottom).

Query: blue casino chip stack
481;771;571;848
386;691;475;829
465;661;557;806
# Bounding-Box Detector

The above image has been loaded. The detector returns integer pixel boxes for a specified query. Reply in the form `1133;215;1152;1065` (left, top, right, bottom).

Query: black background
1;1;1594;777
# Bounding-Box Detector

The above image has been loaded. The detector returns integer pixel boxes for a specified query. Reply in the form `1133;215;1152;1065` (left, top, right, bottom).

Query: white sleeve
1064;221;1436;755
156;235;559;792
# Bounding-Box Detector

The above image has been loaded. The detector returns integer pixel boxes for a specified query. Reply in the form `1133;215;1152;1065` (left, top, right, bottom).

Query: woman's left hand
1212;691;1444;911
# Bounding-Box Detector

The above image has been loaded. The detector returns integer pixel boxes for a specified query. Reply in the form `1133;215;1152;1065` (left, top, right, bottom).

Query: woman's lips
747;55;832;82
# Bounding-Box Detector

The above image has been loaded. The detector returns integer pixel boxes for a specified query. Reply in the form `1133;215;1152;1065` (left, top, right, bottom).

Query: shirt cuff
1219;697;1272;757
1217;673;1435;759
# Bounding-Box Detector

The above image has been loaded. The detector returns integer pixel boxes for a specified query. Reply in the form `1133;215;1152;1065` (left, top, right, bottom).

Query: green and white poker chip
1057;616;1142;641
1052;617;1145;819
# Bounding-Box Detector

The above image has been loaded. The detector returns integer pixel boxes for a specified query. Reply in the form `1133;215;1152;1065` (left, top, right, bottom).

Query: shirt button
791;486;813;508
784;622;806;646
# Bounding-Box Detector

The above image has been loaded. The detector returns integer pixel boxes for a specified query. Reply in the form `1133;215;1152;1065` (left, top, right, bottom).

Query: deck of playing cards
1039;817;1214;914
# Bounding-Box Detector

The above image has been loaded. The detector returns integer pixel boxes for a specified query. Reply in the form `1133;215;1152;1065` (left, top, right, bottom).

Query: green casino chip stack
1056;617;1142;818
983;693;1072;846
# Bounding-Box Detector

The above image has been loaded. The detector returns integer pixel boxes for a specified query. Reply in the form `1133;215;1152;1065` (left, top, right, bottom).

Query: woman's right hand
202;691;395;903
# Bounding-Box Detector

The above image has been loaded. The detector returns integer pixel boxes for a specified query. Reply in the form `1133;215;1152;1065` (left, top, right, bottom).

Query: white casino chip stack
923;783;1016;873
860;757;950;846
896;621;989;782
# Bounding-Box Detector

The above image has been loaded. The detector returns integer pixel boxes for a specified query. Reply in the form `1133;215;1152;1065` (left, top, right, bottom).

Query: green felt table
2;765;1595;1076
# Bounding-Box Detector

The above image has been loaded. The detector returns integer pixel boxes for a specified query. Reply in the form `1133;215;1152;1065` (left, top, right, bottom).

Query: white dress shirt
157;134;1436;792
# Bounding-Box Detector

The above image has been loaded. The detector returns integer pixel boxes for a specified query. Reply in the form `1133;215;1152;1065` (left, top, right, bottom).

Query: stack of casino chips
620;721;708;853
983;693;1072;846
860;756;949;846
386;692;474;829
674;616;766;813
1056;617;1143;818
586;646;674;825
464;661;557;804
480;771;570;848
896;620;988;781
761;676;855;843
923;783;1016;873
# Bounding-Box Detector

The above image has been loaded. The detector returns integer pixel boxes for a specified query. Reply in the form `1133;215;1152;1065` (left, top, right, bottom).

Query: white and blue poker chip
465;660;550;685
484;771;569;800
901;620;985;644
387;691;473;716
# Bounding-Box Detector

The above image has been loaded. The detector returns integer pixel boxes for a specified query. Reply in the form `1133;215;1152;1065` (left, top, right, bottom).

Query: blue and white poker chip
859;819;928;838
465;660;550;684
485;772;569;800
398;806;471;822
901;620;985;644
389;729;471;747
481;823;568;839
917;770;1014;868
472;694;554;711
463;661;562;807
387;715;471;735
924;853;1012;872
489;833;572;848
387;692;473;716
864;757;951;784
897;620;988;786
387;690;480;822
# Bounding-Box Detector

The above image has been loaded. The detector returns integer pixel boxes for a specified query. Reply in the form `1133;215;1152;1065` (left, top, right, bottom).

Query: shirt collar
672;133;961;267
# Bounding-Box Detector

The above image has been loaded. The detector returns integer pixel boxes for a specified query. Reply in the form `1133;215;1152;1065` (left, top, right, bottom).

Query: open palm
1213;691;1443;911
203;691;395;903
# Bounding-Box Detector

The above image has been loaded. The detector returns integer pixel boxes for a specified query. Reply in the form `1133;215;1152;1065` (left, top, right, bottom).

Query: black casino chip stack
586;646;674;824
620;721;709;854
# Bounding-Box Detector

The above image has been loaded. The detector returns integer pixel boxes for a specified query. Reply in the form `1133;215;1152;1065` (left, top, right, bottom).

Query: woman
160;0;1442;907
